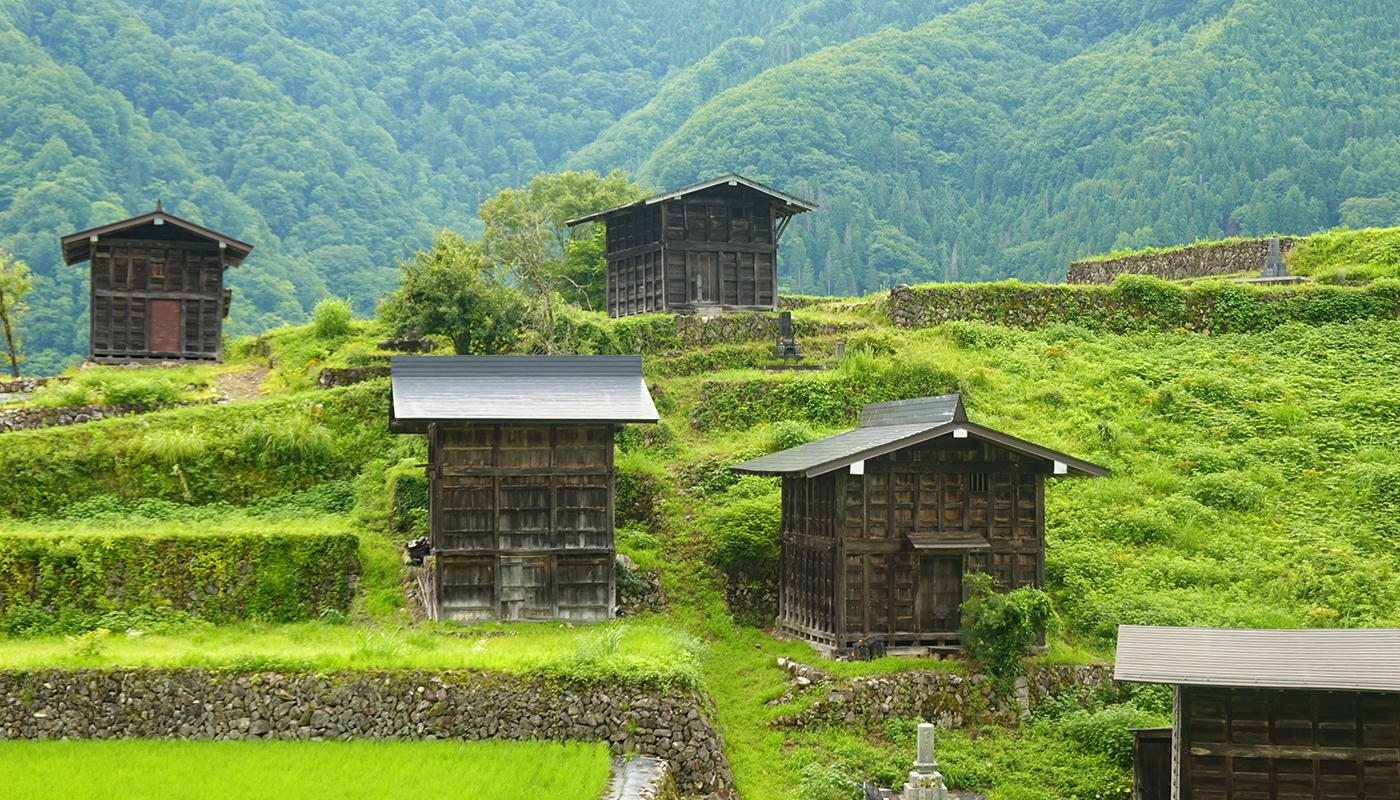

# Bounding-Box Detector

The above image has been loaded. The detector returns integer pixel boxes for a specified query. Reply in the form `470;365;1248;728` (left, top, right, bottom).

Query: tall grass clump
242;413;335;467
139;427;207;464
312;298;354;338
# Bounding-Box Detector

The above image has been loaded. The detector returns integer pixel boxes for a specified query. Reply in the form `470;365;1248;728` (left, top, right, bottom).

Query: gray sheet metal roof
565;173;817;226
859;395;966;427
1114;625;1400;692
390;355;658;428
730;394;1109;478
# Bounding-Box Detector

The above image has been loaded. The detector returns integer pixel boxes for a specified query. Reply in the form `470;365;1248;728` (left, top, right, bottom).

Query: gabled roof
564;173;817;226
389;355;658;432
61;207;254;267
729;393;1108;478
1115;625;1400;693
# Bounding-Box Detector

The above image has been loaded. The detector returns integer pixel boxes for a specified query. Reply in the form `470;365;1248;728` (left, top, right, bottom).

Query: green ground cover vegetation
0;739;611;800
2;235;1398;797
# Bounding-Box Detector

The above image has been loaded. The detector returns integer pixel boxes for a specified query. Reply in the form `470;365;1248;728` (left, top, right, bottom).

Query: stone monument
774;311;802;362
1260;236;1288;278
902;723;949;800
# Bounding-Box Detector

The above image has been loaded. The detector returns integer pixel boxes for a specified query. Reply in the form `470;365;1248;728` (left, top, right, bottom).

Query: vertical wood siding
430;424;615;622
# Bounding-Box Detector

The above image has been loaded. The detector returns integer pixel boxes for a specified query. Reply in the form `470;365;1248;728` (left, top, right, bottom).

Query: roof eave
564;173;817;227
60;211;255;266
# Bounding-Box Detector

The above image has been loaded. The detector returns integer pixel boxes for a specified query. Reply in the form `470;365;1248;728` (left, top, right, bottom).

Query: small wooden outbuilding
1116;625;1400;800
60;204;252;363
730;395;1108;654
564;173;816;318
389;355;658;623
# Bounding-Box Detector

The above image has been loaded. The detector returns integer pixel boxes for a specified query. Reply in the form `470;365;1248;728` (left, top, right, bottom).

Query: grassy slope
0;740;610;800
2;286;1398;798
1079;226;1400;283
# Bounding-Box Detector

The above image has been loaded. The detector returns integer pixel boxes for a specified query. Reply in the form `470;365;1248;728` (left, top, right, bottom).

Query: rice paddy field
0;740;611;800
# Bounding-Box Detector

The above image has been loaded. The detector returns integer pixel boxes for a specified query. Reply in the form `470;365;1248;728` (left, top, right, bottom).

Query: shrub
312;298;353;338
97;372;183;405
960;573;1055;687
1060;703;1165;767
1189;471;1266;510
797;762;861;800
710;496;781;573
769;419;814;451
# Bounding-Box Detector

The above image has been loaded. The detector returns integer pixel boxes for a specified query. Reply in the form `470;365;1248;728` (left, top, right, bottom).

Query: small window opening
969;473;989;492
150;262;165;277
731;207;747;219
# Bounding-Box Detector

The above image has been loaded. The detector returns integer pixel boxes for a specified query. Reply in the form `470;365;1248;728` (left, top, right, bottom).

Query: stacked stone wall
1066;237;1299;284
0;398;222;433
0;669;732;794
773;663;1122;731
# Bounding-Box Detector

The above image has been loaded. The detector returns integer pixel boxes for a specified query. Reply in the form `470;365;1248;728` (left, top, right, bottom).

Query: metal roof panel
565;173;816;226
390;355;658;425
859;394;966;427
1114;625;1400;692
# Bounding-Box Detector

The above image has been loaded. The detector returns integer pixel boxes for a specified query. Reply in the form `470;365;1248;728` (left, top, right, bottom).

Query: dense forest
4;0;1400;371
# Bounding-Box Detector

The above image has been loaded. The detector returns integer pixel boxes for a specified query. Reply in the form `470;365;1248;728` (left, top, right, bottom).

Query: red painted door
149;300;182;354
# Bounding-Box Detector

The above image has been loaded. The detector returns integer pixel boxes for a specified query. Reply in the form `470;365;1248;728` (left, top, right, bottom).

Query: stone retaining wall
316;366;390;389
0;398;221;433
0;377;58;394
0;669;732;794
773;663;1121;731
664;313;869;351
1065;237;1299;284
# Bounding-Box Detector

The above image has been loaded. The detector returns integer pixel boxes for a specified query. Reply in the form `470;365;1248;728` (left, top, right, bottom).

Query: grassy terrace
0;620;704;683
0;740;611;800
2;264;1399;798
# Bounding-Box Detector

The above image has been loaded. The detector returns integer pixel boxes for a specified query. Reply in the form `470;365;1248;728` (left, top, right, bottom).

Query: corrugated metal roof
859;395;966;427
729;422;938;477
565;173;817;226
730;394;1110;478
1114;625;1400;692
389;355;658;427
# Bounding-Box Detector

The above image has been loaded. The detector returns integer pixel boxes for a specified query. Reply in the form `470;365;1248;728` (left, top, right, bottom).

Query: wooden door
688;252;718;304
917;556;961;632
499;555;553;620
149;299;182;353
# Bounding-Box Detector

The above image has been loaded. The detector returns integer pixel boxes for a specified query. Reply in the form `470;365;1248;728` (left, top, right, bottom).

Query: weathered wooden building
60;204;252;363
1116;625;1400;800
730;395;1108;654
565;174;816;318
389;355;658;622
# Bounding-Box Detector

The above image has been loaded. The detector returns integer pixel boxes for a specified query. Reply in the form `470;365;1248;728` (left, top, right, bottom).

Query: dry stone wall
0;669;733;794
0;377;56;394
773;663;1121;731
0;398;221;433
316;366;390;389
1065;237;1299;284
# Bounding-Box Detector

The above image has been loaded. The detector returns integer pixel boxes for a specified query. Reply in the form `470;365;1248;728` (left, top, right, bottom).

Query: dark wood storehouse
1116;625;1400;800
389;355;658;623
730;395;1108;654
60;204;252;363
565;173;816;318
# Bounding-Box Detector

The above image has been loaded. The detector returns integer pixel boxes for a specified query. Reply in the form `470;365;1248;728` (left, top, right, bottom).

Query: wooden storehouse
60;204;252;363
565;173;816;318
730;395;1108;654
1116;625;1400;800
389;355;658;623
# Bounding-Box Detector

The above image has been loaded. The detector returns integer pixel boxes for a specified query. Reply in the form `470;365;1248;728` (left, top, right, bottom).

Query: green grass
0;739;610;800
0;619;704;684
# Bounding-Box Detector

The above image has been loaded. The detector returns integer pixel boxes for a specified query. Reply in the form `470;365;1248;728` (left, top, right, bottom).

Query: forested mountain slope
630;0;1400;295
5;0;1400;372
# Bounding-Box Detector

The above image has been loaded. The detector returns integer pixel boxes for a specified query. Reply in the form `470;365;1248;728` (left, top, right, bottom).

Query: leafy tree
0;250;32;378
377;231;525;355
478;170;645;351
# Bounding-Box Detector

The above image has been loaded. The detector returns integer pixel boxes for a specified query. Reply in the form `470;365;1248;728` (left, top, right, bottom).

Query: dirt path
214;366;270;401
